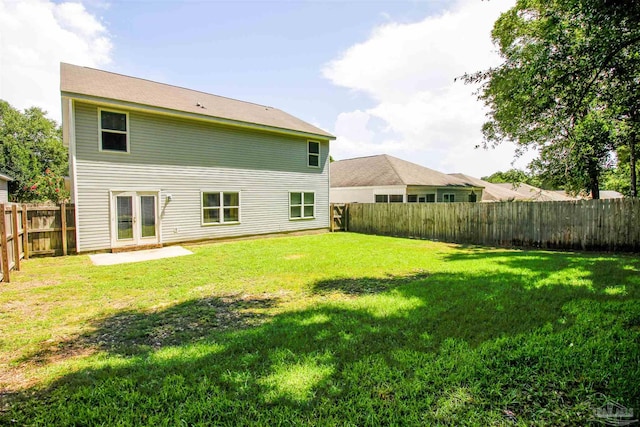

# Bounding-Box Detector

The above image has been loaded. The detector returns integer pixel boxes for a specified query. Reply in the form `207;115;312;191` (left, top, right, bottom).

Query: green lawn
1;232;639;426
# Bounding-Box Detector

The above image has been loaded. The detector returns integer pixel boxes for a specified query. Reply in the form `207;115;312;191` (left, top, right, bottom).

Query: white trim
200;190;241;226
307;140;320;168
63;93;335;141
109;190;160;248
66;98;81;252
289;191;315;220
98;108;130;153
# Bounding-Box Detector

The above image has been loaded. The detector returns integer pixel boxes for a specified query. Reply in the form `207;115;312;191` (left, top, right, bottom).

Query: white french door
111;191;159;247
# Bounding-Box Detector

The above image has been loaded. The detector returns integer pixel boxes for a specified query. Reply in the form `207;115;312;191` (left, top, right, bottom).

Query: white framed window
307;141;320;168
443;193;455;203
290;191;315;219
375;194;403;203
99;108;129;153
407;195;418;203
201;191;240;225
425;194;436;203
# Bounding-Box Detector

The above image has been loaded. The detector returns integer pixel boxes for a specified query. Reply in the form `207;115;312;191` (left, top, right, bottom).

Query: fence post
0;204;9;282
12;205;20;271
60;202;68;256
22;204;29;260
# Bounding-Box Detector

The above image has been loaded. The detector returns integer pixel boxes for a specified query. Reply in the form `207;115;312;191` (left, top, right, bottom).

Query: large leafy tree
464;0;640;198
0;100;68;202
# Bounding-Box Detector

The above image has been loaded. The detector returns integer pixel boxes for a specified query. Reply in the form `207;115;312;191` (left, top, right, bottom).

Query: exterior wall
0;180;8;203
407;186;481;203
72;101;330;252
330;185;406;203
331;185;482;204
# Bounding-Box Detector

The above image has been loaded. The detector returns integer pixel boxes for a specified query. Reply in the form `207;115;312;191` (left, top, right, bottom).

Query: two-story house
61;63;335;253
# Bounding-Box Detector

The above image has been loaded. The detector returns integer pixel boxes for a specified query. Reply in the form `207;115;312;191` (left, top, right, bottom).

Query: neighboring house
449;173;527;202
494;183;574;201
60;63;335;253
552;190;624;200
0;173;12;204
330;155;483;203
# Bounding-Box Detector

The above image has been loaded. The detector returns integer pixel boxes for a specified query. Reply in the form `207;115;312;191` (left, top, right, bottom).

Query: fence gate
330;204;347;232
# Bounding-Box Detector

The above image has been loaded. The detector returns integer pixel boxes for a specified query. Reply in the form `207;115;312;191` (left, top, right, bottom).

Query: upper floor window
308;141;320;168
202;191;240;225
100;109;129;153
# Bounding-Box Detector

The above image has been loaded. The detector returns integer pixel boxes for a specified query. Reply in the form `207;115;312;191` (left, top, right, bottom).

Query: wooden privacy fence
346;199;640;252
0;203;76;282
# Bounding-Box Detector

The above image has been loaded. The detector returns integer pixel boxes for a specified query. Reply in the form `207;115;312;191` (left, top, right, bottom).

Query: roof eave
61;91;336;141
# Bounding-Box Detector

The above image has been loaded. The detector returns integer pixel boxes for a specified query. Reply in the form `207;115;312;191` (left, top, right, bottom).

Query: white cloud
324;0;534;177
0;0;112;122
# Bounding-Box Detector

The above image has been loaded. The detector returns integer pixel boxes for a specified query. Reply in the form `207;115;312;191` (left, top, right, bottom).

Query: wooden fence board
346;199;640;252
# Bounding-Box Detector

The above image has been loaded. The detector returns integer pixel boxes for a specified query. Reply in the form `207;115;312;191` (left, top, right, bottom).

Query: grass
1;232;639;426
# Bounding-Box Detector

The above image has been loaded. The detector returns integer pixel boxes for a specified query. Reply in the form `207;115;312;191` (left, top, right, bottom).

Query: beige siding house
330;155;483;203
0;173;12;204
61;63;335;253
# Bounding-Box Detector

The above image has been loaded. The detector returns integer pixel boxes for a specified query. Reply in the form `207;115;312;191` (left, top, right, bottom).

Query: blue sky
0;0;532;177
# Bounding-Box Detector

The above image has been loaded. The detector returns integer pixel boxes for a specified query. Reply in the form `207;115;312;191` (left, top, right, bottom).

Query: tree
0;100;68;202
464;0;640;198
481;168;543;187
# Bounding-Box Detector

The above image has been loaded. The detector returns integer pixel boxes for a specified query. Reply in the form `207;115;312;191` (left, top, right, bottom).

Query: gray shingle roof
331;155;479;188
60;63;334;139
494;183;574;201
449;173;526;201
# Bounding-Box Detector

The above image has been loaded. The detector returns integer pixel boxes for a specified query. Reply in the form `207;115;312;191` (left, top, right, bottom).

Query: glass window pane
426;194;435;203
224;208;239;222
101;111;127;131
203;192;220;208
290;206;301;218
375;195;388;203
407;195;417;203
223;192;239;207
303;192;314;204
203;208;220;223
303;206;314;217
290;192;302;205
308;154;319;167
116;196;133;240
140;196;156;237
308;141;319;154
102;132;127;152
390;195;403;203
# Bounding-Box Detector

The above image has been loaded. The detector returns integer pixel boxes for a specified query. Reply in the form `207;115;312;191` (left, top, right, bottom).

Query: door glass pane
140;196;156;238
117;196;133;240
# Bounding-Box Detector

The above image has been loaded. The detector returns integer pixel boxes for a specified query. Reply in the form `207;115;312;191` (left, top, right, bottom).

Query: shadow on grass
5;248;640;425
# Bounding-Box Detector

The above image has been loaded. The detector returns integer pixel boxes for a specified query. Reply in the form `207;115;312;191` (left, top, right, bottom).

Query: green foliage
1;233;639;425
482;168;543;187
0;100;68;203
465;0;640;198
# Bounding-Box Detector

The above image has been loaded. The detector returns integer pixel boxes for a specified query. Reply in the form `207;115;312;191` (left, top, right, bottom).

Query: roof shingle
60;63;334;139
331;155;478;188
